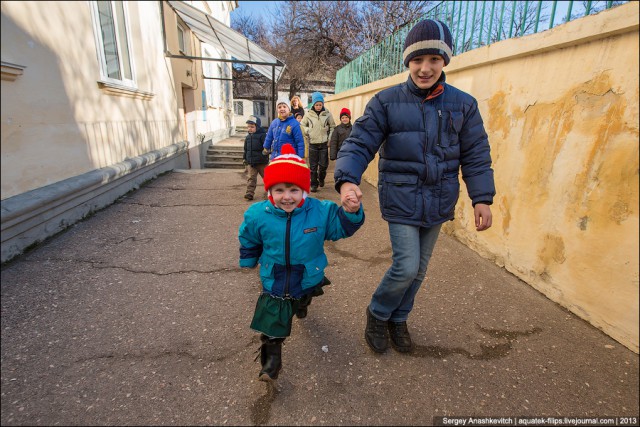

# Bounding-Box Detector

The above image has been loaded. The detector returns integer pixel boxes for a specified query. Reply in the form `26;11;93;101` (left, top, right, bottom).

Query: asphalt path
1;164;638;426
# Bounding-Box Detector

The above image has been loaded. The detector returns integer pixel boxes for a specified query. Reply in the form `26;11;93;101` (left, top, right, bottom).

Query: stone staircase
204;136;245;170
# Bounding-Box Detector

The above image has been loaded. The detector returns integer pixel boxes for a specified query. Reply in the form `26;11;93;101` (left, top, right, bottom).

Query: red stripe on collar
422;84;444;102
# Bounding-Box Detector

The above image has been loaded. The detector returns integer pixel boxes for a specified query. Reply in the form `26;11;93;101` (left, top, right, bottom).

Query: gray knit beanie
403;19;454;67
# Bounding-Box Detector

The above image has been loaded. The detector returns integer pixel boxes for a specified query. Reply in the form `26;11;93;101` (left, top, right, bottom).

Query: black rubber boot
388;321;413;353
296;294;313;319
258;335;283;382
365;307;389;353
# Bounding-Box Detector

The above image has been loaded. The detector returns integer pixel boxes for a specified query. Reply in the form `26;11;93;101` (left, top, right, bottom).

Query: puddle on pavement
409;325;542;360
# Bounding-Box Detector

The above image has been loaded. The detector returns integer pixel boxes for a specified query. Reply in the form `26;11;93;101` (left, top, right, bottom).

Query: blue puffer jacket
264;114;305;159
334;74;495;228
238;198;364;298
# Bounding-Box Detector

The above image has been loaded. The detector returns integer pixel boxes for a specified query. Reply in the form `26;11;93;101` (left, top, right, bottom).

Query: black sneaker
310;186;318;193
388;321;413;353
365;307;388;353
319;179;325;187
244;194;254;200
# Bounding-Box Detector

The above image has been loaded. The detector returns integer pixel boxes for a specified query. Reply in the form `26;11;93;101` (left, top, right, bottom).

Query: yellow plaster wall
325;2;639;352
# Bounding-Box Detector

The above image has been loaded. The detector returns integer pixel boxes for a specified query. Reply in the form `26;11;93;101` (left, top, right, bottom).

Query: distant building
233;76;335;129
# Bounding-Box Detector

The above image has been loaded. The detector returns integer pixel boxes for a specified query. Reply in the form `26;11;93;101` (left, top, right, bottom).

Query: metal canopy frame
162;1;286;121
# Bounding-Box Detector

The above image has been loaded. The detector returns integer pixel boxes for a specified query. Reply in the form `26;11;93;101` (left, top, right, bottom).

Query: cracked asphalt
1;157;638;425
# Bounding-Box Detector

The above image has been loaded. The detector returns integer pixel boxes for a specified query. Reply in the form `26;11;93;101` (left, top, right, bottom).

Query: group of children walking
242;92;352;200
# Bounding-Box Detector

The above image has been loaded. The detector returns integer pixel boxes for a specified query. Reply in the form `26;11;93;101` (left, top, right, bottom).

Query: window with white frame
203;47;222;108
216;64;223;106
223;64;232;110
205;61;215;107
253;101;265;117
234;101;244;115
177;23;188;54
90;1;135;87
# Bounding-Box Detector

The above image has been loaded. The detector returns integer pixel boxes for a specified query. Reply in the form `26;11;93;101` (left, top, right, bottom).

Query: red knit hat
263;144;310;193
340;108;351;119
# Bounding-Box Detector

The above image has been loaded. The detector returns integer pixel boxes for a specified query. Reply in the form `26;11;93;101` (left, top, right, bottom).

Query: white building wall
1;1;182;199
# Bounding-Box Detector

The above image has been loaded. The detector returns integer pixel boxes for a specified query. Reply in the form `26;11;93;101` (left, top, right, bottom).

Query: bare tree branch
232;0;435;97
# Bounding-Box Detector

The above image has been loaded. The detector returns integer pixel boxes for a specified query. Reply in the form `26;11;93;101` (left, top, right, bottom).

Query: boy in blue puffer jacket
263;97;305;159
334;19;495;355
239;144;363;382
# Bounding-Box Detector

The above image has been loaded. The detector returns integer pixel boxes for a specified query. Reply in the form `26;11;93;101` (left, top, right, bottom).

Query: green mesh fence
335;0;629;93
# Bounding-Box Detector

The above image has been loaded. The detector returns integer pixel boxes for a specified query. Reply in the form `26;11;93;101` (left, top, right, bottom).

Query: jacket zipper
284;212;292;297
419;102;428;183
437;109;442;147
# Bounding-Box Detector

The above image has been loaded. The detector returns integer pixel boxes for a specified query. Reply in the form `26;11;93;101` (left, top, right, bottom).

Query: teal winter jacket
238;198;364;298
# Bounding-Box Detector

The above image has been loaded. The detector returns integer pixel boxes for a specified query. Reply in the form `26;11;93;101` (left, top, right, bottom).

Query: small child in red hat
329;107;353;161
238;143;363;382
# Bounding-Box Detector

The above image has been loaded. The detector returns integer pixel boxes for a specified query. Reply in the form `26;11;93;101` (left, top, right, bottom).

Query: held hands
340;182;363;213
262;148;270;156
474;203;493;231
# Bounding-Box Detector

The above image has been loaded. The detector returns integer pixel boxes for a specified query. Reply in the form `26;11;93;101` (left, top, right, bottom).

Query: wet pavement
1;154;638;426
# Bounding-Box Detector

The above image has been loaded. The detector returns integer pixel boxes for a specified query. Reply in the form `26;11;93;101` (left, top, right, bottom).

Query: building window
177;23;188;54
90;1;135;87
234;101;244;115
253;101;265;116
203;47;216;107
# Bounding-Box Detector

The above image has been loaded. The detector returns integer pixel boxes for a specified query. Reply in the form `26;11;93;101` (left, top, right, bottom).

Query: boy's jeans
246;164;266;197
369;222;442;323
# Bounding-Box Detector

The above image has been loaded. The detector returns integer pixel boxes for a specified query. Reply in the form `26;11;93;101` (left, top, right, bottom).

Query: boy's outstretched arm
263;124;274;152
323;200;365;241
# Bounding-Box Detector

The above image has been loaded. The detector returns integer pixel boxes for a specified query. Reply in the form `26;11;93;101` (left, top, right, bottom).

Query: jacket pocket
303;254;328;287
379;173;418;218
439;174;460;217
259;261;275;293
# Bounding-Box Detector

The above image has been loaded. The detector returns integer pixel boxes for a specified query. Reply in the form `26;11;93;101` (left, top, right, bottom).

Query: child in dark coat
329;108;353;161
335;19;495;355
243;116;269;200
